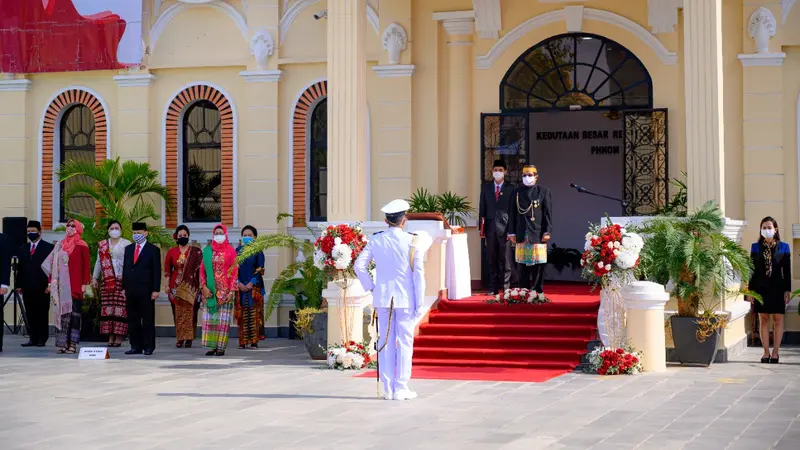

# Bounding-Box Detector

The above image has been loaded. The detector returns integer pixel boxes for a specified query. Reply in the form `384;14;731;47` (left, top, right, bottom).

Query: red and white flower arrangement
487;288;550;305
586;346;643;375
326;340;376;370
313;223;369;280
580;223;644;287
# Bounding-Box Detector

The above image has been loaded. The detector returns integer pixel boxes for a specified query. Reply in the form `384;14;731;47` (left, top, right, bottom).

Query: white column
434;12;475;197
683;0;726;213
327;0;369;222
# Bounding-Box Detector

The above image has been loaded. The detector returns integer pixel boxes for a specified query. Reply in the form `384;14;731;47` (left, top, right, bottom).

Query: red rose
616;348;625;354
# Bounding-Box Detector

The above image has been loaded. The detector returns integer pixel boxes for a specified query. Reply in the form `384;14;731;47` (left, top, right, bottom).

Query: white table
446;233;472;299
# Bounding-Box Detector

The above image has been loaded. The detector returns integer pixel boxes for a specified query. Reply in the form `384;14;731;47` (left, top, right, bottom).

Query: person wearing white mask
508;165;552;294
122;222;162;356
92;220;131;348
479;160;516;294
746;217;791;364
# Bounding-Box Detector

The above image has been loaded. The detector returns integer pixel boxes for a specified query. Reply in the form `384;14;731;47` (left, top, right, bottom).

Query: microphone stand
570;183;629;209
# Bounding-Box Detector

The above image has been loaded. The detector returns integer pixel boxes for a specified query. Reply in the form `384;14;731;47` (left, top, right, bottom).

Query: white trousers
375;306;415;394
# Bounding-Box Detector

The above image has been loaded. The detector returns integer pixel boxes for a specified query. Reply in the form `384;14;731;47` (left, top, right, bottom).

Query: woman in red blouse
164;225;203;348
42;219;91;354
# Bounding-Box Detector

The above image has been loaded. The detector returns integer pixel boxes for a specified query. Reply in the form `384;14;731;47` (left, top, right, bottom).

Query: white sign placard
78;347;110;360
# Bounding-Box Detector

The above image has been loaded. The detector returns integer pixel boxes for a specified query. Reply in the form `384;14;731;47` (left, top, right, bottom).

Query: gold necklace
516;193;535;222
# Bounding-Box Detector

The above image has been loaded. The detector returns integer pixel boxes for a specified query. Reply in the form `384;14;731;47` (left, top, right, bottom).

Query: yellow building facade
1;0;800;348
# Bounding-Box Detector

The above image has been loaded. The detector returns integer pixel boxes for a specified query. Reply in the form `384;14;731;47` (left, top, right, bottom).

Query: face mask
242;236;254;245
65;227;76;236
522;176;537;187
213;235;226;244
133;233;146;244
492;172;504;181
108;229;121;239
28;233;39;242
761;229;775;239
176;237;189;246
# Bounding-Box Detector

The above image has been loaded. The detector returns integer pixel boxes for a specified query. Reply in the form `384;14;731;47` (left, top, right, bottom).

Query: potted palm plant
635;201;755;366
407;188;476;228
237;214;328;359
58;157;174;341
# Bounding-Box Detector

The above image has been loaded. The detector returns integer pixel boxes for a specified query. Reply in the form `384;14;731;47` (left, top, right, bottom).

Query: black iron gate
479;113;528;287
622;109;668;216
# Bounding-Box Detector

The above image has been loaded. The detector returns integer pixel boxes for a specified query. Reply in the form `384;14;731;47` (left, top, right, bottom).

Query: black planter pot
288;310;299;340
671;316;719;366
303;312;328;360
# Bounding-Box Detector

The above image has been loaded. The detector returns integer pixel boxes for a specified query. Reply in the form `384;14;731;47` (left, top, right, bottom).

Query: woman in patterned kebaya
200;224;239;356
165;225;203;348
235;225;265;349
92;220;131;348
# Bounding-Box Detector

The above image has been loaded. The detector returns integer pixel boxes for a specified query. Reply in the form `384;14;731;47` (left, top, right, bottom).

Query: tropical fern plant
236;214;324;322
57;157;175;267
634;201;754;319
407;188;475;227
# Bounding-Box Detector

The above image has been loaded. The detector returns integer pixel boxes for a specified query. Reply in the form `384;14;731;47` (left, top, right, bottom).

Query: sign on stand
78;347;111;360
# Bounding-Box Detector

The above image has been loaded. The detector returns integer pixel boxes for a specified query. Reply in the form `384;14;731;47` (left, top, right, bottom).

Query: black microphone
570;183;587;193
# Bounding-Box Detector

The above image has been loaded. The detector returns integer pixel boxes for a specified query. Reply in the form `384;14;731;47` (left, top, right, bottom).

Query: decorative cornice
372;64;416;78
432;10;476;36
737;52;786;67
0;79;32;91
113;73;156;87
239;70;283;83
474;0;501;39
476;8;677;69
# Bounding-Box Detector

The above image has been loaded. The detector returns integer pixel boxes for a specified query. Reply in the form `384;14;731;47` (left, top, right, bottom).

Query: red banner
0;0;135;73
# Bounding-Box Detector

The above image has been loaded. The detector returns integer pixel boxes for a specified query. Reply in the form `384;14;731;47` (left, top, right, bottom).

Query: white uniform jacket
354;227;425;312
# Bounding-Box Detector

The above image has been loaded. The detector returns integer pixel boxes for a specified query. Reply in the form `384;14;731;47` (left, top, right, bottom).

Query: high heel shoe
761;356;770;364
770;356;780;364
205;350;217;356
176;341;184;348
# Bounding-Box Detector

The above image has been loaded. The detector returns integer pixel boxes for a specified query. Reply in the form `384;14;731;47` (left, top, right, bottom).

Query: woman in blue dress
235;225;265;349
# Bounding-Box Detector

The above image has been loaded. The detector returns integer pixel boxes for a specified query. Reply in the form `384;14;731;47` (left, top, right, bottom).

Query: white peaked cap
381;199;410;215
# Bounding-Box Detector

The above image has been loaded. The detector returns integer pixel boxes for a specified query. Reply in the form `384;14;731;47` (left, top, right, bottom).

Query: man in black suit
0;231;11;352
122;222;161;355
17;221;55;347
509;165;553;294
479;160;516;293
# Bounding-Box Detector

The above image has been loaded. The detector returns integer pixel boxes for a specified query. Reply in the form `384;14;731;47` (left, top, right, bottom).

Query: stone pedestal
322;279;372;346
623;281;670;373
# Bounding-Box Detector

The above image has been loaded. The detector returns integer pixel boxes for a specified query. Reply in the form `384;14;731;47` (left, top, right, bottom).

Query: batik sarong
515;243;547;266
202;302;234;350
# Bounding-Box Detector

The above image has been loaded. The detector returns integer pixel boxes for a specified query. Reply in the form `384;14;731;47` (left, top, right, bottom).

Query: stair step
428;312;597;326
412;357;577;371
418;323;597;339
414;335;590;350
413;346;585;363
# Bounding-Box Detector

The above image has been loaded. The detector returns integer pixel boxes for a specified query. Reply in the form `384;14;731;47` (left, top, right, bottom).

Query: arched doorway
480;33;667;284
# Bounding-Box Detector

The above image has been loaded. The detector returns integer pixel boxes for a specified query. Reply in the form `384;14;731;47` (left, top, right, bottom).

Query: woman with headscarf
235;225;265;349
42;219;91;354
200;224;239;356
91;220;131;347
164;225;204;348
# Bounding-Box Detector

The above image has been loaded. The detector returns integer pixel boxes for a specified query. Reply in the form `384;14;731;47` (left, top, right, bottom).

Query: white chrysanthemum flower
615;251;639;269
335;354;344;364
351;354;365;369
607;242;614;249
334;237;343;245
584;240;594;251
313;250;327;269
598;261;604;269
332;244;353;270
614;241;621;248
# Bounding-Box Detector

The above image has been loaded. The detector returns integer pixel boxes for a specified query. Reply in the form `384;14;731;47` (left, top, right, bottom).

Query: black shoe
144;350;153;356
770;356;780;364
761;356;770;364
216;351;225;357
206;350;217;356
125;349;143;355
21;341;36;347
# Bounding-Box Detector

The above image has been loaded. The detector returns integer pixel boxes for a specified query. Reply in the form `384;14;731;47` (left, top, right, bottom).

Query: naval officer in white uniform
355;199;427;400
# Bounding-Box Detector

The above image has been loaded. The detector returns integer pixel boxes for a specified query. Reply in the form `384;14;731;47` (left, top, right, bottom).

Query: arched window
500;33;652;111
59;104;96;222
308;99;328;222
182;100;222;223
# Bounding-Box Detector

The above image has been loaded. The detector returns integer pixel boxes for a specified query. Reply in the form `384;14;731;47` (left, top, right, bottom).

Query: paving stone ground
1;334;799;450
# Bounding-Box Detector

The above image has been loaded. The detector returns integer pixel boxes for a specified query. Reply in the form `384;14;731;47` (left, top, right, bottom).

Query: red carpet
354;283;599;382
356;366;568;382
